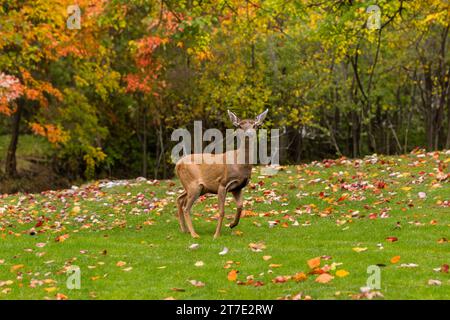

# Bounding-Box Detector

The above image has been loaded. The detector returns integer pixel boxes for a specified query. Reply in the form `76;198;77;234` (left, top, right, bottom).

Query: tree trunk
142;105;147;178
5;100;23;178
351;110;360;158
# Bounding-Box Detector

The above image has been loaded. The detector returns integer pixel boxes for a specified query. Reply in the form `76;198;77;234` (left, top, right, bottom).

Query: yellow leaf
352;247;367;253
269;264;282;268
44;287;57;293
293;272;307;282
336;269;349;278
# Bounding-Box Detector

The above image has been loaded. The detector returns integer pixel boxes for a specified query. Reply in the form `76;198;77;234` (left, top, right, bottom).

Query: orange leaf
10;264;24;272
307;257;321;269
390;256;401;264
293;272;307;282
315;273;334;283
227;269;238;281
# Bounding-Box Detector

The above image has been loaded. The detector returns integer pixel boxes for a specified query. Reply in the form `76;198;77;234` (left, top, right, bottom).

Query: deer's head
227;109;268;133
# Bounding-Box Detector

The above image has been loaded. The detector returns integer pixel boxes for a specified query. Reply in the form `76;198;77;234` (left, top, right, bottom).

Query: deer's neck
236;137;254;169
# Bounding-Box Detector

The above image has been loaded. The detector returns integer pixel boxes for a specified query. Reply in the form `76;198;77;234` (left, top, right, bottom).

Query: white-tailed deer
175;109;268;238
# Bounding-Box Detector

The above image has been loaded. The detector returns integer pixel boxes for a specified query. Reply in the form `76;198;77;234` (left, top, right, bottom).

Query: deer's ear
228;110;240;127
255;109;268;126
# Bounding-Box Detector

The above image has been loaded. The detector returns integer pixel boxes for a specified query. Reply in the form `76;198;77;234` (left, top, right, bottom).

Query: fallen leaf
116;261;127;267
315;273;334;283
189;243;199;250
307;257;321;269
269;264;282;268
352;247;368;253
390;256;401;264
55;234;69;242
263;255;272;261
399;263;418;268
428;279;442;286
386;237;398;242
10;264;24;272
249;242;266;252
56;293;68;300
227;270;238;281
293;272;307;282
272;276;289;283
194;261;204;267
335;269;349;278
188;279;205;287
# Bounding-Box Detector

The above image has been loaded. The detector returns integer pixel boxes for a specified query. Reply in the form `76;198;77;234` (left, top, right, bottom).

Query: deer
175;109;268;238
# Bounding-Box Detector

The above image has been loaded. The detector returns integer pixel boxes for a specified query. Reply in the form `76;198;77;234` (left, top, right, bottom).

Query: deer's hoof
191;233;200;239
229;223;238;229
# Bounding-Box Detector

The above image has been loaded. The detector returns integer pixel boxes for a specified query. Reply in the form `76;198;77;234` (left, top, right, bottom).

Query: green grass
0;151;449;300
0;134;52;170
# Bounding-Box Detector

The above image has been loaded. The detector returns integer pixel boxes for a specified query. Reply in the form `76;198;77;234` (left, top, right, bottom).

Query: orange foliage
30;123;68;144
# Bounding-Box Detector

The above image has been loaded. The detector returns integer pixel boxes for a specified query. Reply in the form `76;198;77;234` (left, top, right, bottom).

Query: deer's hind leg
176;192;188;233
213;185;227;239
183;184;203;238
230;189;243;229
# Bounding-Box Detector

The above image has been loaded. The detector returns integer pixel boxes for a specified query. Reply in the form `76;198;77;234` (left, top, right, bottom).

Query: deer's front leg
230;189;243;228
213;186;227;239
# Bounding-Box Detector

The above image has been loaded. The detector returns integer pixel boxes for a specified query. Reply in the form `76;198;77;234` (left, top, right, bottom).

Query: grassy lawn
0;150;449;300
